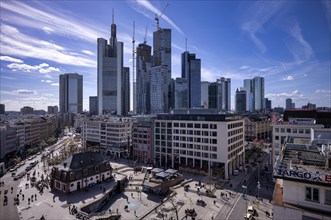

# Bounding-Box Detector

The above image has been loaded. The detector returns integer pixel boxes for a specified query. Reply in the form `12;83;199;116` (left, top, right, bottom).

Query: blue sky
0;0;330;111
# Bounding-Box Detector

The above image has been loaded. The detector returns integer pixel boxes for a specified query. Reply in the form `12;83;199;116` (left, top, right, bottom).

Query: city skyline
0;0;330;111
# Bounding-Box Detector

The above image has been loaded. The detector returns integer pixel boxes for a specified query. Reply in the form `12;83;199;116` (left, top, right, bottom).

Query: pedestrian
22;194;24;200
131;192;133;197
213;200;216;205
69;206;71;214
53;195;55;202
134;210;136;216
109;208;111;214
35;194;37;200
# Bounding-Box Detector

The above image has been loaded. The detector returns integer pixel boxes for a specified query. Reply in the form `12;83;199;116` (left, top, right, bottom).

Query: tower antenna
144;26;148;44
112;8;114;24
185;38;187;51
132;21;136;114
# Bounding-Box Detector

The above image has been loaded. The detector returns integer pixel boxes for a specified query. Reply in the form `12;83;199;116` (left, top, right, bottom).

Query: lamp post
257;181;260;208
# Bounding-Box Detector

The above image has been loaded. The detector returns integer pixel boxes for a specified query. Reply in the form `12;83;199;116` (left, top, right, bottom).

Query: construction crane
154;3;169;65
132;21;136;114
155;3;169;31
143;26;148;44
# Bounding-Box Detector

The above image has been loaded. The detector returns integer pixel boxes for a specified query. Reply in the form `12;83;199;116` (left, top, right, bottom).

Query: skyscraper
122;67;130;115
208;82;221;109
97;13;129;115
150;28;172;114
243;76;265;112
217;77;231;111
286;98;295;109
0;104;5;114
201;81;210;108
136;43;152;114
59;73;83;114
174;78;188;109
89;96;98;115
181;51;201;108
235;88;246;113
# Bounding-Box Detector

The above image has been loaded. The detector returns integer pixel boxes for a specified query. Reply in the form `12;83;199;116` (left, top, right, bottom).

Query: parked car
244;213;253;220
233;169;239;176
247;205;258;216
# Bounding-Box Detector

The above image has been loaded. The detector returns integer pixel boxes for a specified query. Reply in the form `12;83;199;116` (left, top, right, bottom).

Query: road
228;151;274;220
0;136;70;220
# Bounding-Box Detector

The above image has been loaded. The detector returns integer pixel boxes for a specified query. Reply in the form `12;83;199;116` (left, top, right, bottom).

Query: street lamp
257;181;260;208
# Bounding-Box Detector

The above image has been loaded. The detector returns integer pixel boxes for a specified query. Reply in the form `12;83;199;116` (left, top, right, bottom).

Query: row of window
305;187;331;205
228;122;243;129
172;123;218;129
275;127;310;134
228;128;243;137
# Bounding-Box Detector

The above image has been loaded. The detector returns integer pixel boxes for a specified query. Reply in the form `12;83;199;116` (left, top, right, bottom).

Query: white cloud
81;50;95;56
41;80;53;83
13;89;37;95
282;75;294;81
0;55;23;63
7;62;60;74
131;0;184;35
50;83;59;86
239;65;250;70
1;24;96;68
315;89;331;94
42;26;54;34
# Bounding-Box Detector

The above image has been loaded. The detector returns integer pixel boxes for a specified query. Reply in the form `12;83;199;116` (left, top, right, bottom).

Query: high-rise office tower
181;51;201;108
208;77;231;111
122;67;130;115
201;81;210;108
285;98;295;109
59;73;83;114
253;76;265;111
174;78;188;109
243;76;265;112
265;98;272;110
150;28;172;114
150;66;170;113
235;88;247;113
136;43;152;115
97;12;129;115
89;96;98;115
217;77;231;111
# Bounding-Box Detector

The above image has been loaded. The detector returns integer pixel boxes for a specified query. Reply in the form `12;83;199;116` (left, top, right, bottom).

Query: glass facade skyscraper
59;73;83;114
181;51;201;108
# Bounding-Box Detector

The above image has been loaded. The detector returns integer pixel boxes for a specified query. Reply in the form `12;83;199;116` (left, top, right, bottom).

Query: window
275;128;279;132
70;172;74;180
281;128;285;133
325;190;331;205
83;169;88;176
305;187;319;202
95;166;99;172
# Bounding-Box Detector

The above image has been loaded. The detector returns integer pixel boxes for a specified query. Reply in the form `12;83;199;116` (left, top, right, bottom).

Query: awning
155;171;170;178
165;168;177;174
151;168;164;173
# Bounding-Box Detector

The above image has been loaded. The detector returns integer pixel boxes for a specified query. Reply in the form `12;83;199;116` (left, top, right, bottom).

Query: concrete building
132;115;155;164
302;102;317;109
181;51;201;108
0;124;17;160
50;152;113;193
286;98;295;109
271;118;324;167
235;88;247;113
59;73;83;114
154;109;245;179
0;104;5;114
273;138;331;220
174;78;188;109
244;115;271;142
47;106;58;114
136;43;152;115
20;106;34;115
201;81;210;108
89;96;98;115
97;14;129;116
82;116;132;157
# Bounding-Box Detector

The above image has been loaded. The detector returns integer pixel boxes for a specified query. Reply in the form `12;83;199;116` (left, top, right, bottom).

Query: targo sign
275;168;331;183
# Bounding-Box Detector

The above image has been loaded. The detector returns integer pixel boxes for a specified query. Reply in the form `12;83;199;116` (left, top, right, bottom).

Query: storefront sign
275;168;331;183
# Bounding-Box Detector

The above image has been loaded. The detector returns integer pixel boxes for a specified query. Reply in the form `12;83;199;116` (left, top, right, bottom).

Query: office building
271;118;324;166
132;115;155;164
273;136;331;220
174;78;189;109
97;14;129;116
82;116;132;157
181;51;201;108
286;98;295;109
47;106;58;114
89;96;98;115
0;104;4;114
153;28;171;69
244;115;271;142
59;73;83;114
201;81;210;108
208;77;231;111
265;98;272;110
0;125;17;160
136;43;152;115
150;65;171;114
302;102;316;109
20;106;34;115
244;77;265;112
235;88;247;113
122;67;130;115
154;109;245;179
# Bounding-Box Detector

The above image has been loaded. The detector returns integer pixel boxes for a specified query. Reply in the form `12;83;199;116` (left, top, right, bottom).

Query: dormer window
70;172;74;180
95;166;99;173
83;169;88;176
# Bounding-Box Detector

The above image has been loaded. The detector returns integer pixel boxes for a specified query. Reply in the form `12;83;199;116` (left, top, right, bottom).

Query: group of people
69;204;78;215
